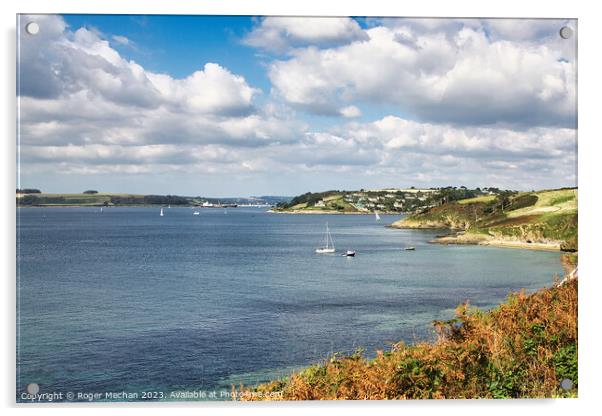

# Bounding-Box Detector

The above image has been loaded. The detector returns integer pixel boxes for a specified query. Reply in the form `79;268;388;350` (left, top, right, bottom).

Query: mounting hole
559;26;573;39
25;22;40;35
27;383;40;395
560;378;574;390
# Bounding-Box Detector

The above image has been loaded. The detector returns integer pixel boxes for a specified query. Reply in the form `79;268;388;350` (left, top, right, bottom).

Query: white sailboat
315;223;336;254
160;207;164;217
375;211;381;221
100;207;103;214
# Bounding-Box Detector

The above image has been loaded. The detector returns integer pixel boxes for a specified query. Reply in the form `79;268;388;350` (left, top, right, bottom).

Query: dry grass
507;189;577;218
457;195;497;205
238;279;577;400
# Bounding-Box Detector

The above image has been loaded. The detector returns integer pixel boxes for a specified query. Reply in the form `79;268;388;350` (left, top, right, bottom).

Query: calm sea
16;207;563;401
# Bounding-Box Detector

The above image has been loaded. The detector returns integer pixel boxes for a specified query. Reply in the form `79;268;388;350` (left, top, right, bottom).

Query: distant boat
404;246;416;251
168;204;171;209
375;211;381;221
343;250;356;257
100;207;103;214
193;211;200;216
160;207;164;217
316;223;336;254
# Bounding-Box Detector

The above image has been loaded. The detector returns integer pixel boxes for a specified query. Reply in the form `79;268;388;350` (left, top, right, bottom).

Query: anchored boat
316;223;336;254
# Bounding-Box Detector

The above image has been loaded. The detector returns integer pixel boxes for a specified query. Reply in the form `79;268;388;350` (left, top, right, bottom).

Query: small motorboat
342;250;356;257
404;246;416;251
193;211;200;216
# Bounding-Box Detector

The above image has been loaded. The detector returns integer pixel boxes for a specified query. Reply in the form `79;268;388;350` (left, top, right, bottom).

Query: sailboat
375;211;381;221
100;207;103;214
315;223;336;254
160;207;164;217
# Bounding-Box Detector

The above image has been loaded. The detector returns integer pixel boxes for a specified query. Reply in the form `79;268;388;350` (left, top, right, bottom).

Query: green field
18;192;157;206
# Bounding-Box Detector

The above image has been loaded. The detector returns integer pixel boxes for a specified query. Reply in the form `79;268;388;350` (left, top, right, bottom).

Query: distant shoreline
268;209;401;215
16;205;269;209
17;204;191;208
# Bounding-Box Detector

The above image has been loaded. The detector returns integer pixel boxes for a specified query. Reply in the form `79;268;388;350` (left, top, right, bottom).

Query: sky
17;15;577;196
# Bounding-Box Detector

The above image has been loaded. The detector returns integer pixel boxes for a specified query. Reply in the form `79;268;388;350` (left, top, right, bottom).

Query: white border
2;1;601;415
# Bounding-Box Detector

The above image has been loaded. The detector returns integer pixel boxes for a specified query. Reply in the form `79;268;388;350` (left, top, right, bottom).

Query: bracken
238;278;577;400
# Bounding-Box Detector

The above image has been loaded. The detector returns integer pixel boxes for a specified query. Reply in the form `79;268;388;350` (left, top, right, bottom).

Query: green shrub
241;279;578;400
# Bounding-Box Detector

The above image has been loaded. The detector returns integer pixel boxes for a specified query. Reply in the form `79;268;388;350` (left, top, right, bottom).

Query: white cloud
111;35;130;45
20;111;576;191
18;16;304;152
337;116;575;160
18;16;577;193
267;21;576;127
146;63;259;115
339;105;361;118
244;17;368;53
291;116;577;190
20;17;261;116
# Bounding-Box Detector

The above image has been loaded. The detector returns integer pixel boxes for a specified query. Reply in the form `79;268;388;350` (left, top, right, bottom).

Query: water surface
16;207;563;400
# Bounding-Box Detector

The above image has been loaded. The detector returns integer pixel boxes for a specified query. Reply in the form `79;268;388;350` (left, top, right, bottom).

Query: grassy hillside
16;193;122;206
239;278;577;400
281;193;360;213
392;188;577;251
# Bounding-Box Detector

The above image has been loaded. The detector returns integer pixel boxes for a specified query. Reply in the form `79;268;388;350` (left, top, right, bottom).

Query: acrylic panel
16;15;577;403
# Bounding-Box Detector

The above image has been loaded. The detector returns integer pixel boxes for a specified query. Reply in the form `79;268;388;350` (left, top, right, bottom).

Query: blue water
16;207;563;401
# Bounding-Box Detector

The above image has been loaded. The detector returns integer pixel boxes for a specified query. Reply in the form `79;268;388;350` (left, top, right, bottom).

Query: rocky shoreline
429;232;561;251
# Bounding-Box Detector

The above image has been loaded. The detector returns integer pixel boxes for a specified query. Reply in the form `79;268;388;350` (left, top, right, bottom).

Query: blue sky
18;15;577;196
60;15;399;131
63;15;269;86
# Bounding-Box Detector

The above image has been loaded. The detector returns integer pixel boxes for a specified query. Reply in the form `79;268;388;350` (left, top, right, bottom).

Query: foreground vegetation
239;278;577;400
392;188;577;252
